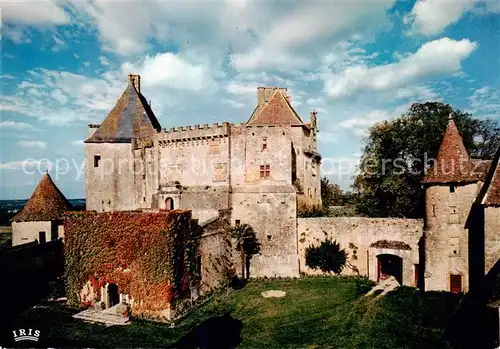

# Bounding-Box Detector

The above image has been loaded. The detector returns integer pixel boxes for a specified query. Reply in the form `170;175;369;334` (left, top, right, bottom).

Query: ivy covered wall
63;210;201;319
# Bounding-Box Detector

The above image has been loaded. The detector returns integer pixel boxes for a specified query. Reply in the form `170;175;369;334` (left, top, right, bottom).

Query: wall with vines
63;210;201;319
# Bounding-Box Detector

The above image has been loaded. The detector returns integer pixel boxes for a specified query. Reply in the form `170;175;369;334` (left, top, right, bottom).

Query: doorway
165;197;174;210
107;283;119;308
377;254;403;285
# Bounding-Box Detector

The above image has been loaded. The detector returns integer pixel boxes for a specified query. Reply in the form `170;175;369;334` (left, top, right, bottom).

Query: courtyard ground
12;276;461;348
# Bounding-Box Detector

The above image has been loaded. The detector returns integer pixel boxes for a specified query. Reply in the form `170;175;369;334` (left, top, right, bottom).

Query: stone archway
377;254;403;285
165;197;174;210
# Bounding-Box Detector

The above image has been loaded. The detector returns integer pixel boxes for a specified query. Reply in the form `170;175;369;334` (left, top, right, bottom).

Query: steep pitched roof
423;118;483;184
477;146;500;206
11;173;72;222
85;79;162;143
247;88;305;126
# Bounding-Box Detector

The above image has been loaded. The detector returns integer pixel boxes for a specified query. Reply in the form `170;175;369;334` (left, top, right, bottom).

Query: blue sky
1;0;499;199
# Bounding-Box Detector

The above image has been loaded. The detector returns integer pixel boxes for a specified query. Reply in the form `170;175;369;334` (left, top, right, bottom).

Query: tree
321;177;344;207
354;102;500;218
305;238;348;274
230;223;261;280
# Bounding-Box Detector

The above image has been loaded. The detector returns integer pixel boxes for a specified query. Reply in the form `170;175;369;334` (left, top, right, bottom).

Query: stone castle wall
485;206;500;273
297;217;423;286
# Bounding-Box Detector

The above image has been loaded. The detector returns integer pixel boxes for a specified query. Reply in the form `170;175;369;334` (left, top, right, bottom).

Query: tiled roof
423;119;483;184
247;88;305;126
85;78;162;143
369;240;412;250
11;173;72;222
481;146;500;206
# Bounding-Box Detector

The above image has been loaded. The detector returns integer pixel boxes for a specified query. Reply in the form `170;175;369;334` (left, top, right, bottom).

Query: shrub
305;238;348;274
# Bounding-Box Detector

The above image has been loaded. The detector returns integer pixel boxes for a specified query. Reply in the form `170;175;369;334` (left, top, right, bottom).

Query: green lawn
13;277;461;348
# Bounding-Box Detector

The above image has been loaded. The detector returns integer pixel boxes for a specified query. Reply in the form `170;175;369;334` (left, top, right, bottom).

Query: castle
11;74;500;296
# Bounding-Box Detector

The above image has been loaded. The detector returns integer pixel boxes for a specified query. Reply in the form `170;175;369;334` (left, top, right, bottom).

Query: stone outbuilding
10;173;72;246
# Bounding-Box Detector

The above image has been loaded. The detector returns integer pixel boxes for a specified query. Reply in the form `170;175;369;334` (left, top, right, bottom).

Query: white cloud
0;159;49;170
99;56;110;66
121;52;217;93
406;0;477;36
468;86;500;118
2;0;70;26
230;1;395;72
324;37;476;98
0;121;37;130
17;140;47;150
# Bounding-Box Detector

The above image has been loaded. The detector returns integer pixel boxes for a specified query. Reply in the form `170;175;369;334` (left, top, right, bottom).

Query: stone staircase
73;304;131;326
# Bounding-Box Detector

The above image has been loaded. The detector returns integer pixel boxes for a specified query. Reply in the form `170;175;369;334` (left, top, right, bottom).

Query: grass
11;276;461;348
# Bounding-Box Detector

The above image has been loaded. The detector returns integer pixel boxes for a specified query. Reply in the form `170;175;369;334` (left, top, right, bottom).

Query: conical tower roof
423;117;482;184
85;75;161;143
11;173;72;222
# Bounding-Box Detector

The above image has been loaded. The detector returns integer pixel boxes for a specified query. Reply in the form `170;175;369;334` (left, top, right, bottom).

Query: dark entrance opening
165;197;174;210
107;283;119;308
377;254;403;285
450;274;462;293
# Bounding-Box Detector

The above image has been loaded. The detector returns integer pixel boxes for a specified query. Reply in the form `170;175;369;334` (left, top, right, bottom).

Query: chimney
88;123;100;138
128;74;141;93
257;87;265;107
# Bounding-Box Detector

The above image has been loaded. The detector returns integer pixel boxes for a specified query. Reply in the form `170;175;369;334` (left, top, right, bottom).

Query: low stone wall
297;217;423;286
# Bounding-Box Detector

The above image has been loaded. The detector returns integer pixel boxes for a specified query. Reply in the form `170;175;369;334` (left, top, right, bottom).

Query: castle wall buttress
424;183;479;292
85;143;136;211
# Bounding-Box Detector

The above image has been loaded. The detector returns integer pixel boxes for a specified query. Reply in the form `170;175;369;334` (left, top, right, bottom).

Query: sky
0;0;499;200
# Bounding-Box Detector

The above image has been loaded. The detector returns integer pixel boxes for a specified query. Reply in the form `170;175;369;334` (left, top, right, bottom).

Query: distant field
0;227;12;244
12;277;461;348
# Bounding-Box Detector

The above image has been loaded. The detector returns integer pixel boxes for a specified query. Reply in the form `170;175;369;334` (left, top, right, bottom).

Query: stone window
260;165;270;179
449;206;460;224
210;140;219;154
213;163;227;182
450;237;460;256
262;137;268;151
450;185;455;193
94;155;101;168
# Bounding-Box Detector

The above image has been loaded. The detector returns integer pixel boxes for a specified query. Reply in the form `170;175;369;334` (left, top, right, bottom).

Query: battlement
158;122;230;142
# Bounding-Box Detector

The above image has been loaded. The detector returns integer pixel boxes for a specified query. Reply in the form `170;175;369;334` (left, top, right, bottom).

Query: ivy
63;210;201;319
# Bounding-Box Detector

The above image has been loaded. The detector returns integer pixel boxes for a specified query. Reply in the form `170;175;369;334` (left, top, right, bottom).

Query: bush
305;238;348;274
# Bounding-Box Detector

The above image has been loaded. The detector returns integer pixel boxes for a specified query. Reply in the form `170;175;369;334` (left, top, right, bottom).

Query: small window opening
450;185;455;193
262;137;268;151
267;235;272;240
260;165;270;179
235;220;240;226
38;231;46;244
94;155;101;168
432;204;436;217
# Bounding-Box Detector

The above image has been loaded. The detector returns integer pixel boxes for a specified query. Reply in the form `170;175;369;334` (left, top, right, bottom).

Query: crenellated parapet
158;122;230;144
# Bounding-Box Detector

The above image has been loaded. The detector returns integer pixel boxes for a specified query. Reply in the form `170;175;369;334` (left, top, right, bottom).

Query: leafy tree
230;223;261;280
305;238;348;274
321;177;344;207
353;102;500;218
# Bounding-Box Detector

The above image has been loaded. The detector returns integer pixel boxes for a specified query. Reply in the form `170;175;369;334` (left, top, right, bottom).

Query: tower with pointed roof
10;173;72;246
422;116;491;292
84;74;161;212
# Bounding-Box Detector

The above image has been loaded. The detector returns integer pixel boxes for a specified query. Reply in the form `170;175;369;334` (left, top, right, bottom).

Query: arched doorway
107;283;119;308
165;197;174;210
377;254;403;285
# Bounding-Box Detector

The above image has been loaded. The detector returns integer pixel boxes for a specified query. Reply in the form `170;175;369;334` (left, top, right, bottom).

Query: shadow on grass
169;314;242;349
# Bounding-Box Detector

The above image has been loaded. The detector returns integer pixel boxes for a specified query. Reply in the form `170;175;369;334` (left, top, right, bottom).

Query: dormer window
262;137;268;151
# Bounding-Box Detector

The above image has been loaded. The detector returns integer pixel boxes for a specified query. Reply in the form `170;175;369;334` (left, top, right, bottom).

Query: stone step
73;309;131;326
